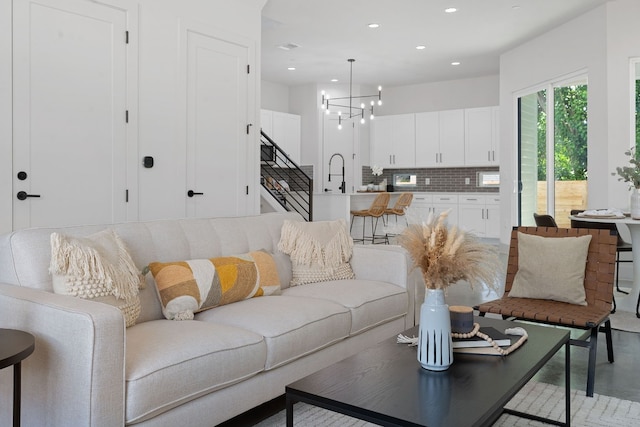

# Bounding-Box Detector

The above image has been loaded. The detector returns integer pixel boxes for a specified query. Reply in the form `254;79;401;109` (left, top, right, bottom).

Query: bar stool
384;192;413;226
350;192;390;244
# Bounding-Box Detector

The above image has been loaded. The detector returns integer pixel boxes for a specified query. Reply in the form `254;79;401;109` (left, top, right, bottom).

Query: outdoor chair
477;226;617;397
350;192;390;244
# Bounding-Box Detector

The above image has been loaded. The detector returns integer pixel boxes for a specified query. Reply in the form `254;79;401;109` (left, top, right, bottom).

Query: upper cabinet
261;109;301;164
415;110;465;167
370;106;498;169
464;106;499;166
370;114;415;168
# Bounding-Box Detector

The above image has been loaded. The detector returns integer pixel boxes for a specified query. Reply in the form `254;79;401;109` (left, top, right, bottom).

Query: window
518;74;588;227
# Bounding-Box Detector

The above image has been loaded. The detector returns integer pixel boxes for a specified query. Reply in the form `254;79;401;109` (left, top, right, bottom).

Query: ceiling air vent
278;43;300;51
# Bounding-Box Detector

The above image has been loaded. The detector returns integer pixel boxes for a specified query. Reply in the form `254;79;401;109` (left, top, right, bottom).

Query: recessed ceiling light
367;23;380;28
331;79;338;82
416;45;426;50
287;67;296;71
451;61;461;66
445;7;458;13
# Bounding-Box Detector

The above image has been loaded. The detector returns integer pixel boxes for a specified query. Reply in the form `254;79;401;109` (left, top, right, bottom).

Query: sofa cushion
277;219;355;286
282;279;408;335
148;250;281;320
124;320;266;424
196;295;351;370
49;229;143;327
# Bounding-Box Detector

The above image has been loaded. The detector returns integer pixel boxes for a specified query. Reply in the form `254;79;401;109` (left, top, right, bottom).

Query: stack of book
452;327;512;355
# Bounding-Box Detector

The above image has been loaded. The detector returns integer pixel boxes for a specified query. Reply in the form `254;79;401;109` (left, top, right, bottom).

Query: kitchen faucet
328;153;346;193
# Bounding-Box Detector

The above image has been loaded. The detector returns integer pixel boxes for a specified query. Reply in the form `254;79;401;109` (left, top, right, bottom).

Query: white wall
0;0;266;232
380;75;500;115
261;80;290;112
499;0;640;244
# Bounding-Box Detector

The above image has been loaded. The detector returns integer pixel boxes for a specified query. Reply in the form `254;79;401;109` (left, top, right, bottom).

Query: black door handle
17;191;41;200
187;190;204;197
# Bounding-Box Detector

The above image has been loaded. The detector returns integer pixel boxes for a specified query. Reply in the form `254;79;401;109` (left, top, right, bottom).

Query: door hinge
125;31;129;44
126;110;129;123
125;189;129;202
246;123;252;135
247;64;250;74
246;185;249;195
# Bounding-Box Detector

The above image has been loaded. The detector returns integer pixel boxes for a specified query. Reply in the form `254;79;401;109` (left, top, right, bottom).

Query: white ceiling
261;0;610;88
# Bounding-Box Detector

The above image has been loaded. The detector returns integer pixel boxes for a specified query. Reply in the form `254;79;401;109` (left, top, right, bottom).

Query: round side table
0;329;35;427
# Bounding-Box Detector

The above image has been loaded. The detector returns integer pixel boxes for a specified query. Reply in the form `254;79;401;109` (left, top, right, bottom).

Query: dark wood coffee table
286;317;570;426
1;328;35;427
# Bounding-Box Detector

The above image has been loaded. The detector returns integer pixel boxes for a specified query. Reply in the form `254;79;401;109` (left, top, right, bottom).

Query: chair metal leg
603;319;614;363
585;326;598;398
615;251;629;294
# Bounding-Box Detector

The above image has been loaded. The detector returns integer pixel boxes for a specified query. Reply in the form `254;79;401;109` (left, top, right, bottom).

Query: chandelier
321;59;382;129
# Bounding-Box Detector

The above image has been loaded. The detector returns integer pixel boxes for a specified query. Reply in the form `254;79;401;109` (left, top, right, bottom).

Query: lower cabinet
458;195;500;238
432;195;458;226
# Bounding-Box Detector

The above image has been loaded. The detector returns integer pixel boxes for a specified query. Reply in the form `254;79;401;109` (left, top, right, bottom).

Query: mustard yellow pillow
148;250;280;320
509;232;592;306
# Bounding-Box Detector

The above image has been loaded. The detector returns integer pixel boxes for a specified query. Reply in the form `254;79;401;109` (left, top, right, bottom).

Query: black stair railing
260;130;313;221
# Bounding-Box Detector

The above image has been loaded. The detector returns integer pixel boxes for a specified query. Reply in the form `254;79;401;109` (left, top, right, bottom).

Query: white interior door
186;30;248;218
12;0;128;229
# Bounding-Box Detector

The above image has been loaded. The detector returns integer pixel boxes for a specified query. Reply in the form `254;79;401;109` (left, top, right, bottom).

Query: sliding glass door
518;76;588;227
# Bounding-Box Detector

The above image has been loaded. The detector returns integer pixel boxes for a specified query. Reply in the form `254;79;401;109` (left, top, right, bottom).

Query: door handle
187;190;204;197
17;191;41;200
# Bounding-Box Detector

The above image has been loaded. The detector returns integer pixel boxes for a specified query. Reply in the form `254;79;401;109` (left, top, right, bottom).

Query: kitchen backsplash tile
363;166;499;193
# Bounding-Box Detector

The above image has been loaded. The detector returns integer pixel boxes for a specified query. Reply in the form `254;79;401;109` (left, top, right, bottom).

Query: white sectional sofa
0;212;421;426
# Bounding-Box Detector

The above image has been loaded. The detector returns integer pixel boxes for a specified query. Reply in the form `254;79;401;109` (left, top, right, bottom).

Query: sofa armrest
0;283;125;427
350;245;422;328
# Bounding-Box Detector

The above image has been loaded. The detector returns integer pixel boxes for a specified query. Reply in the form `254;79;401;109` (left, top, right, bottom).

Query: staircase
260;130;313;221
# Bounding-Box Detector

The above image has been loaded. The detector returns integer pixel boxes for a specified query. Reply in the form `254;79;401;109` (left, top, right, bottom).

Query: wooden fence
536;180;587;228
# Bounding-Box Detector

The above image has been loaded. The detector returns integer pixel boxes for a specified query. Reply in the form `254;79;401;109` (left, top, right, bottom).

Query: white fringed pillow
49;229;143;327
278;219;355;286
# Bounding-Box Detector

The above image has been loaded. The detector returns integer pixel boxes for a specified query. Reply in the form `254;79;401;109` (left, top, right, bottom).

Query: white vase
631;189;640;220
417;288;453;371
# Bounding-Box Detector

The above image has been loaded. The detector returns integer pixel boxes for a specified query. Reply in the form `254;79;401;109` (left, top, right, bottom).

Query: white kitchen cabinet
409;193;433;221
464;106;499;166
370;114;415;168
432;195;458;227
261;109;301;164
458;195;500;238
415;110;465;167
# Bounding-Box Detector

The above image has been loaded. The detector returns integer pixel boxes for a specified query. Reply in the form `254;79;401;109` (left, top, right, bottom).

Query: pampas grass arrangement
395;208;502;291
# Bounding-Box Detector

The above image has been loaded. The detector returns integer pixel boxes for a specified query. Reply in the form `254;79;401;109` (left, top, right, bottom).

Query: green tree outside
537;85;588;181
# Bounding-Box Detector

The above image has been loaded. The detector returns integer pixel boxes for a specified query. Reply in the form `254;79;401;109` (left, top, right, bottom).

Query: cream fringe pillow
49;229;143;327
278;219;355;286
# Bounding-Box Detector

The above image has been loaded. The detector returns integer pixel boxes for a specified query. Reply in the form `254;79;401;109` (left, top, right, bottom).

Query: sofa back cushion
0;212;300;322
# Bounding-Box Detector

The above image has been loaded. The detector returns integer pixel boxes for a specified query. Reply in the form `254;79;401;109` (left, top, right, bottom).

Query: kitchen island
313;191;500;242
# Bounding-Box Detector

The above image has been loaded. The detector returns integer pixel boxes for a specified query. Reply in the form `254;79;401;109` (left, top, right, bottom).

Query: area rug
610;309;640;333
255;381;640;426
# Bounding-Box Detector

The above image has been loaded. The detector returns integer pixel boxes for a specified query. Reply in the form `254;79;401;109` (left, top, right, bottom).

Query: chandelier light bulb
319;59;382;127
